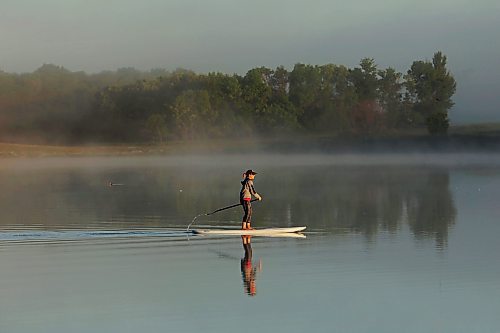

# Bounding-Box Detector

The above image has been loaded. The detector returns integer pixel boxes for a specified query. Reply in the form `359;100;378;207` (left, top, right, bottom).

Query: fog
3;152;500;171
0;152;465;247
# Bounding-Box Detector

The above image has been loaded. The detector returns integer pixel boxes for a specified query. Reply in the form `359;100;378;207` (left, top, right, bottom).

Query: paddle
206;198;259;216
187;198;259;232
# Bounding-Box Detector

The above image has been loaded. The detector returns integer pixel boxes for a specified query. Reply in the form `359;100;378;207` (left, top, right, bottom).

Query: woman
240;169;262;230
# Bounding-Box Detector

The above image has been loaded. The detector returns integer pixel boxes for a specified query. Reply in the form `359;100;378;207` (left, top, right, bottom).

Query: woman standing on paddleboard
240;170;262;230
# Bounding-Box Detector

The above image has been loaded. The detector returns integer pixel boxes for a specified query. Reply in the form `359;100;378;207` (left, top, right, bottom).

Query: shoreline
3;133;500;158
3;123;500;157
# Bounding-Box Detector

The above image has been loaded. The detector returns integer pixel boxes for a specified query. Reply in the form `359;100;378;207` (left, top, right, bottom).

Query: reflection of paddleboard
192;226;306;236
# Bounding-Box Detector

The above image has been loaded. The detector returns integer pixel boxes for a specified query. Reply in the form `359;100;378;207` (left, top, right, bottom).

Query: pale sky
1;0;499;123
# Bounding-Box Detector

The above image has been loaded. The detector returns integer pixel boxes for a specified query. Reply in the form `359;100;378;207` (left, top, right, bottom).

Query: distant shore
3;125;500;157
0;139;264;157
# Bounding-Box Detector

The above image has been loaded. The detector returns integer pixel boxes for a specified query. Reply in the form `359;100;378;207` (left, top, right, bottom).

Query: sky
1;0;499;123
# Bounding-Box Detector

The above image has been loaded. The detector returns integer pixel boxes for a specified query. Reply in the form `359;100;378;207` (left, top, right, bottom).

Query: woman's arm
250;183;262;200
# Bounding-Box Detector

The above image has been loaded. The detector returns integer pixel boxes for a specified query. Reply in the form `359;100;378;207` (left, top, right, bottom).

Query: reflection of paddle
210;251;262;271
210;250;240;261
187;198;259;231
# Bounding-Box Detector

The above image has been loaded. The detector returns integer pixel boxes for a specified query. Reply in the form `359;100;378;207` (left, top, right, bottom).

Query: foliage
0;52;457;143
406;52;456;134
351;100;384;135
426;111;450;135
378;67;403;128
145;113;168;143
171;90;214;139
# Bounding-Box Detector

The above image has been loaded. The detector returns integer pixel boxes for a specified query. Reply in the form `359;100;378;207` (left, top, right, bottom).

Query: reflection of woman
241;235;261;296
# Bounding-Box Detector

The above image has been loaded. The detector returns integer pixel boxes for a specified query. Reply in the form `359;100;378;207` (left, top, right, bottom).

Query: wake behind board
192;226;306;236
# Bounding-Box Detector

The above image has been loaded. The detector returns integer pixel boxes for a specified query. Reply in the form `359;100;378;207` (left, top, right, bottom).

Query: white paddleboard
192;226;306;236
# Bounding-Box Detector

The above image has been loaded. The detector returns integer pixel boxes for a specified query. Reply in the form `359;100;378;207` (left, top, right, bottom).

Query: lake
1;153;500;333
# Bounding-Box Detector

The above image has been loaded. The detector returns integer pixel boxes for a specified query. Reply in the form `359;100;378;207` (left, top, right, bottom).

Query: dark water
1;154;500;332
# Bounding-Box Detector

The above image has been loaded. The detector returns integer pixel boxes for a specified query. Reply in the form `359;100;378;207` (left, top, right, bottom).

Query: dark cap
245;169;257;176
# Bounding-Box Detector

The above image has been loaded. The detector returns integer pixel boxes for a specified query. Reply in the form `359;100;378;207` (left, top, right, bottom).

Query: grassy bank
0;143;152;157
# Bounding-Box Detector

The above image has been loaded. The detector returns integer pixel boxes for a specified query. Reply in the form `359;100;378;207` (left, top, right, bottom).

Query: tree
351;100;384;135
289;63;322;128
260;66;300;133
349;58;382;134
378;67;403;128
145;113;168;143
406;51;456;134
240;67;300;134
350;58;379;101
240;67;272;113
270;66;289;97
426;112;450;135
204;72;242;109
171;90;213;139
314;64;356;132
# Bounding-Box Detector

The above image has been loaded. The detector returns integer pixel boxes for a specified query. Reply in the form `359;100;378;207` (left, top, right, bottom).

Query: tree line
0;52;456;144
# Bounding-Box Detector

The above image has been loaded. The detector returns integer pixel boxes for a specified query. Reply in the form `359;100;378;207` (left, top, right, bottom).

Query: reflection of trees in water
405;172;456;248
267;167;456;246
0;167;254;228
0;170;94;227
0;165;456;246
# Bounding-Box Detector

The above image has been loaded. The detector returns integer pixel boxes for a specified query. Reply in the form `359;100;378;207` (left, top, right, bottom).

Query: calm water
1;154;500;333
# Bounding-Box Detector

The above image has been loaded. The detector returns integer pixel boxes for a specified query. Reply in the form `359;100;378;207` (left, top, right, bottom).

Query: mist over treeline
0;51;455;144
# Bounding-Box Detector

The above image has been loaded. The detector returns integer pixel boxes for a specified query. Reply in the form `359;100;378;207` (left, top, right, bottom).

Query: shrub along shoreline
1;52;456;145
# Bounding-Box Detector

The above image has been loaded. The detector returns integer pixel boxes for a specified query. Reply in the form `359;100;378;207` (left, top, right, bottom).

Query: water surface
1;154;499;332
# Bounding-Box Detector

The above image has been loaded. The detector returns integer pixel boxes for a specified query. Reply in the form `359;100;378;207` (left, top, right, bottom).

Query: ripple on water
0;228;192;244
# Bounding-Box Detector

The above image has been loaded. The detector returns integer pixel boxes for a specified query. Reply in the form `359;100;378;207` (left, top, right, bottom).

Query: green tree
406;51;456;134
145;113;168;143
350;58;379;100
378;67;403;128
171;90;213;139
201;72;246;136
204;72;242;108
261;66;300;133
315;64;356;132
289;63;322;128
240;66;300;134
240;67;272;113
350;58;383;134
270;65;289;97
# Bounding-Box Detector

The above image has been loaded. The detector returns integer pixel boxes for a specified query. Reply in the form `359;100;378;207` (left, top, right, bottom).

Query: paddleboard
192;226;306;236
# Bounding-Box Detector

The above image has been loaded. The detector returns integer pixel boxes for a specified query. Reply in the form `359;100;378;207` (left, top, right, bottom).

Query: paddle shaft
207;198;258;215
186;198;259;231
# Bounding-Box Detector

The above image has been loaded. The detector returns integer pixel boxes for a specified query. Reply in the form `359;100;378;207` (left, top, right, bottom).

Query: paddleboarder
240;169;262;230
